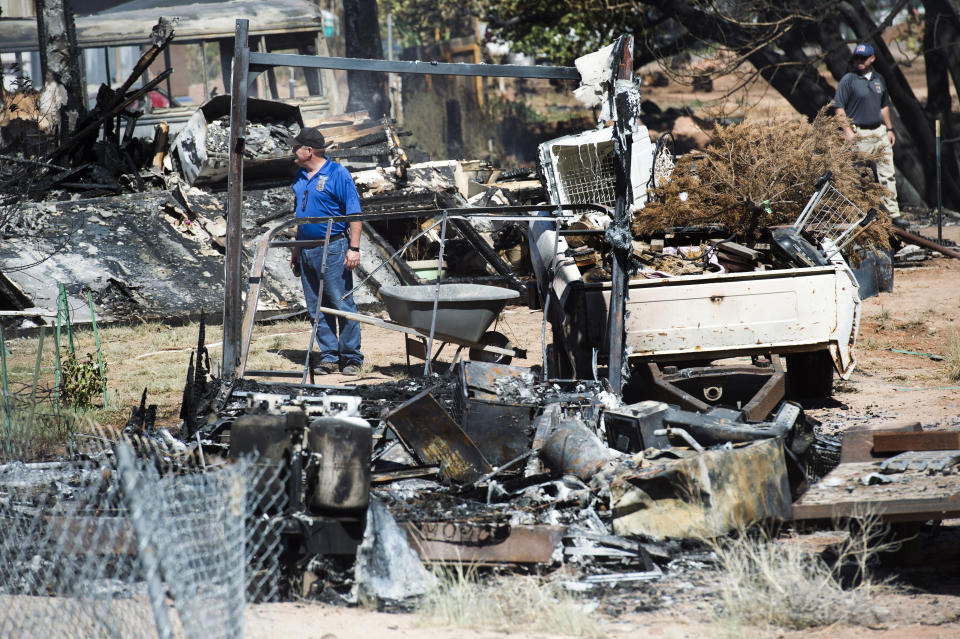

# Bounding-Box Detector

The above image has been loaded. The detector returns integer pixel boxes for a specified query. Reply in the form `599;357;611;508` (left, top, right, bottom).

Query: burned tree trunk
923;0;960;191
34;0;86;142
342;0;388;118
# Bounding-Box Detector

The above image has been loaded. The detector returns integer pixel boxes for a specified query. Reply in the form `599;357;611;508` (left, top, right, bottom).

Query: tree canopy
373;0;960;210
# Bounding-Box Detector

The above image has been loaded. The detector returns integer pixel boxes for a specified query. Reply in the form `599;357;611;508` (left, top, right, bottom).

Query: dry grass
711;517;897;629
416;565;600;637
638;108;892;255
895;316;927;332
946;328;960;381
1;319;317;430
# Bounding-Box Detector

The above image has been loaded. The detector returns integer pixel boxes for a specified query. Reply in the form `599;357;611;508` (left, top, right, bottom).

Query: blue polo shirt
293;159;361;241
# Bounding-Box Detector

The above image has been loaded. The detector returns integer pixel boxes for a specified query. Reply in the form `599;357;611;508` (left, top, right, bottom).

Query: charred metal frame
226;18;630;384
238;204;608;380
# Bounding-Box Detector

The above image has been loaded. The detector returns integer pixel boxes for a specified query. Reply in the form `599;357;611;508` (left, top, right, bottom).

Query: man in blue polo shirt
834;43;902;222
289;127;364;375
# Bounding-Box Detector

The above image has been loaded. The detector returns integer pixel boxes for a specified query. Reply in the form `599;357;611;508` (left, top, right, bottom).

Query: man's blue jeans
299;236;363;365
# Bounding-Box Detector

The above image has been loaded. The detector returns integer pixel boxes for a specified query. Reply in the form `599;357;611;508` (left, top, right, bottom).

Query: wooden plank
873;430;960;453
713;240;759;262
793;460;960;522
840;422;922;463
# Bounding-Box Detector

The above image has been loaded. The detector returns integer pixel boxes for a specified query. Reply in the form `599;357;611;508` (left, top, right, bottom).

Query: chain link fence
0;442;289;638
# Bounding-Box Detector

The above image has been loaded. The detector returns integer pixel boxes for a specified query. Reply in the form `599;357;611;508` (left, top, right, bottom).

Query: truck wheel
786;350;834;399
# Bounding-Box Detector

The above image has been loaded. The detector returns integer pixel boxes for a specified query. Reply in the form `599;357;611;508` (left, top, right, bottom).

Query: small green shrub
61;352;106;409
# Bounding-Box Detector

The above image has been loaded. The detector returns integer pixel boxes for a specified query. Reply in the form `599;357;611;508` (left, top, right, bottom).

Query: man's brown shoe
341;363;361;376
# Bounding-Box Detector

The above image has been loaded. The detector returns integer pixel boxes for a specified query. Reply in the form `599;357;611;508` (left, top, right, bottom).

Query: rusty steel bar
893;227;960;260
223;19;250;380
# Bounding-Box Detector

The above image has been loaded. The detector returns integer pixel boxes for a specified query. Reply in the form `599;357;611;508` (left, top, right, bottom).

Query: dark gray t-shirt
833;71;890;127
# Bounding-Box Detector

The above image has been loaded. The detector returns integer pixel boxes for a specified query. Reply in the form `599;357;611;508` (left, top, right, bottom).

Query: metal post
28;329;45;428
937;119;943;245
424;212;448;375
223;19;250;380
200;42;210;102
104;47;112;88
1;327;12;455
606;35;635;394
163;47;173;103
58;283;75;356
302;224;333;385
115;443;174;639
87;289;108;407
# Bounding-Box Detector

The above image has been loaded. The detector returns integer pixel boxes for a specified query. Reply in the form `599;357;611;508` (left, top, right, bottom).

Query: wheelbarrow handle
859;208;878;227
814;170;833;190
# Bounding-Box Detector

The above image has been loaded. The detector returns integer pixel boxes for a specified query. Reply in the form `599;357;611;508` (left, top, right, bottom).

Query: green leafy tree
378;0;478;48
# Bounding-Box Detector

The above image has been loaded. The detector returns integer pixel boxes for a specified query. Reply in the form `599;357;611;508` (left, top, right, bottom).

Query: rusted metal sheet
792;461;960;522
402;521;564;564
455;361;538;467
610;438;792;540
872;430;960;453
385;389;493;483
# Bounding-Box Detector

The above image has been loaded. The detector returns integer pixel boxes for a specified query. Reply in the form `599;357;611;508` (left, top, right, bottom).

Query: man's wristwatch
348;246;360;252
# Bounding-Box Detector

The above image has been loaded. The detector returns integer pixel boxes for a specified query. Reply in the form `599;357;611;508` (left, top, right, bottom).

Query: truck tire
786;350;834;399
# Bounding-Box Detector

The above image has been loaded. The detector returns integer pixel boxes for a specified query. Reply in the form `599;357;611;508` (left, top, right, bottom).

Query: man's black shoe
312;361;339;374
341;363;362;376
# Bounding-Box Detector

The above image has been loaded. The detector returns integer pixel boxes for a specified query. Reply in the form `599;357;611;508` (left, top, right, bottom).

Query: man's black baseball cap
289;127;326;149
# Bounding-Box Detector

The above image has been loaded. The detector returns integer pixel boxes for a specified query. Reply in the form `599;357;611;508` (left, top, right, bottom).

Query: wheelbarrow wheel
468;331;512;365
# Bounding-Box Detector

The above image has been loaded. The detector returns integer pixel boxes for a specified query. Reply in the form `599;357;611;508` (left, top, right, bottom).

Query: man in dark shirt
288;127;364;375
833;43;900;219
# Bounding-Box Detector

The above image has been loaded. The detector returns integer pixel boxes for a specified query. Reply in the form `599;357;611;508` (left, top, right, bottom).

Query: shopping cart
793;171;878;259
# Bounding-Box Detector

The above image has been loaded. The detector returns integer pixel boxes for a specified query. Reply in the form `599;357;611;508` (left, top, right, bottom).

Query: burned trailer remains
221;17;581;378
145;25;837;606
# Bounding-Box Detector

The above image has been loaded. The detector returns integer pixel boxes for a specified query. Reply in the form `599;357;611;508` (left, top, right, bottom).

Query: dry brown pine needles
637;108;892;254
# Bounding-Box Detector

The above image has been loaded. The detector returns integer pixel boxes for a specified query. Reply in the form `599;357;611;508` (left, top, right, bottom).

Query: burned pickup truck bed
583;263;861;374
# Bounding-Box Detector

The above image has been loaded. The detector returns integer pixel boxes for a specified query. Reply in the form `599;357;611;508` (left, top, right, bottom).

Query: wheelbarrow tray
379;284;520;344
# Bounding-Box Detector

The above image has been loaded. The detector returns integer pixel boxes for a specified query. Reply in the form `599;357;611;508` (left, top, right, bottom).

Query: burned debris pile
144;352;825;605
1;18;177;201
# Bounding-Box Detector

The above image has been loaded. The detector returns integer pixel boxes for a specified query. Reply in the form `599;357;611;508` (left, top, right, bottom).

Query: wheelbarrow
315;283;526;370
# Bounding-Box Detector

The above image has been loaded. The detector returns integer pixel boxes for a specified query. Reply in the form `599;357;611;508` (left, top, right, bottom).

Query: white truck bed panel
583;265;861;377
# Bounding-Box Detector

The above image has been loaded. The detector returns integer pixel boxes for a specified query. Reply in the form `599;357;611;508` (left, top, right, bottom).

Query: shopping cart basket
793;171;878;258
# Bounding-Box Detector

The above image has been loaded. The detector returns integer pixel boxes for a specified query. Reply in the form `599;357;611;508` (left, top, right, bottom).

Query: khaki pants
855;127;900;217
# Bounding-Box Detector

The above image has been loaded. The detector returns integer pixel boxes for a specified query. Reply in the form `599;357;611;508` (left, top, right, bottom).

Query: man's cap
290;127;326;149
853;43;874;58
